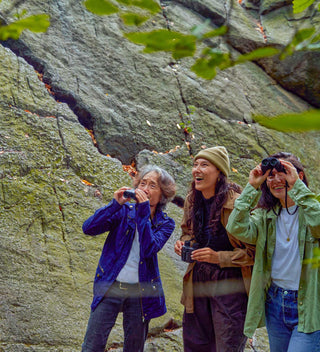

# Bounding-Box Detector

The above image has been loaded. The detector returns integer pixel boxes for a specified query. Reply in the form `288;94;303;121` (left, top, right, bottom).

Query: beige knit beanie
194;146;230;177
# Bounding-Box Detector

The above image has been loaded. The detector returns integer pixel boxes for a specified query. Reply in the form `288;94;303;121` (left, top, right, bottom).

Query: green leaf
125;29;196;58
202;25;228;39
191;51;231;80
14;9;28;19
192;58;218;80
254;109;320;132
117;0;131;4
120;12;149;26
235;47;279;64
84;0;119;15
117;0;160;14
310;33;320;43
280;27;315;59
291;27;315;46
191;23;228;40
293;0;315;13
300;32;320;51
0;14;50;40
188;105;196;114
15;14;50;32
132;0;160;14
172;36;197;60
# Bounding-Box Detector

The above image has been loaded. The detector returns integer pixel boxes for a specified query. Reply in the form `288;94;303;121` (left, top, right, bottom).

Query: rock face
0;0;319;351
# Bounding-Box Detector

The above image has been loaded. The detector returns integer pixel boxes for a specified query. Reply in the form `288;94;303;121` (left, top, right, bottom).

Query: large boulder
1;0;319;163
0;45;184;351
1;0;320;351
241;0;320;107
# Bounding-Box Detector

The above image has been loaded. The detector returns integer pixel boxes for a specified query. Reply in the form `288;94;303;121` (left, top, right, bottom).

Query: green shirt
226;179;320;337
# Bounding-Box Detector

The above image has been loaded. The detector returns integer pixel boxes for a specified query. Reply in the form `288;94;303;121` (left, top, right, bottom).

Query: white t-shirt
116;229;140;283
271;206;301;290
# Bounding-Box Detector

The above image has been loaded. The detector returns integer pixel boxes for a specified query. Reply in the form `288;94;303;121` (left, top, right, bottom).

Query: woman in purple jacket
81;165;176;352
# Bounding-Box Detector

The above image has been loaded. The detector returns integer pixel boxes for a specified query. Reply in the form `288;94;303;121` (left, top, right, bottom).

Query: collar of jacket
128;202;168;228
223;189;240;209
266;204;282;220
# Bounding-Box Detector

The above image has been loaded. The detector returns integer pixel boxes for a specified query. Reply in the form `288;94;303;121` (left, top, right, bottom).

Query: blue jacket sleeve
82;198;123;236
135;202;175;258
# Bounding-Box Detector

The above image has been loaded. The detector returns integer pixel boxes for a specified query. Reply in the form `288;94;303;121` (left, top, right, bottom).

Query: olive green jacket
226;179;320;337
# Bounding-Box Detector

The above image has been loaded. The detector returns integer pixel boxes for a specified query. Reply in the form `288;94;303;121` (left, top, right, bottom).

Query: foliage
83;0;119;15
179;105;196;134
293;0;316;13
0;13;50;41
125;29;197;59
83;0;319;81
254;109;320;132
280;27;319;59
83;0;160;18
192;46;280;79
120;12;149;26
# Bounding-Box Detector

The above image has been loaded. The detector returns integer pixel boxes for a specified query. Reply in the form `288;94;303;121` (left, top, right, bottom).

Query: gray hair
133;165;176;210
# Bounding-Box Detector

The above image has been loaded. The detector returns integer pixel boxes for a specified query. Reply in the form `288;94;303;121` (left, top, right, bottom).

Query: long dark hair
187;173;241;239
257;152;308;211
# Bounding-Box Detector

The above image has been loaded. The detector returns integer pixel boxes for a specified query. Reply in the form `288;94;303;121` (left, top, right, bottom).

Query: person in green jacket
226;152;320;352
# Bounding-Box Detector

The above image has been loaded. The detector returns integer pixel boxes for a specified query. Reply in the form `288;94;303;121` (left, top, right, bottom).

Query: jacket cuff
288;178;313;204
218;251;233;267
136;201;151;219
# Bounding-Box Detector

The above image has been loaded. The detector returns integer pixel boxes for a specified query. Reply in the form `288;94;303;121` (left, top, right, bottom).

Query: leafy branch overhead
254;110;320;132
0;13;50;41
84;0;160;21
83;0;320;133
83;0;319;78
293;0;318;13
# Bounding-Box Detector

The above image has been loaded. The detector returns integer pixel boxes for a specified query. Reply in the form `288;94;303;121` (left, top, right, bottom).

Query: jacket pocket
142;277;164;298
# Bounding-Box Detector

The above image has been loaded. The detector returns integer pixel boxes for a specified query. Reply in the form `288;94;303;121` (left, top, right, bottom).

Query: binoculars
261;157;286;175
181;241;195;263
123;189;137;200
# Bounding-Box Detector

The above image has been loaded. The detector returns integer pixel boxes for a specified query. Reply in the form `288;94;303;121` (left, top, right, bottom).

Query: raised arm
136;201;175;258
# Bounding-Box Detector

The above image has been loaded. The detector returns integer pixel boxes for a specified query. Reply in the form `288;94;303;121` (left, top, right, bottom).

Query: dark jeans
183;263;247;352
266;282;320;352
82;281;149;352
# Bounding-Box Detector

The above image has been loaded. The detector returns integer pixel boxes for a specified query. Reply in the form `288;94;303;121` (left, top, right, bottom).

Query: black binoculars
123;189;137;200
181;240;199;263
261;157;286;175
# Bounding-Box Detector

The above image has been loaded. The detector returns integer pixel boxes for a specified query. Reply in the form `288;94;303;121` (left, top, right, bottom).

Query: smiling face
137;171;162;212
266;169;295;207
192;158;220;199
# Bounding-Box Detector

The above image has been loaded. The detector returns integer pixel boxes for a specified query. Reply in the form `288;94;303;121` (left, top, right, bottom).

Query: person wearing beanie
193;146;231;177
174;146;255;352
